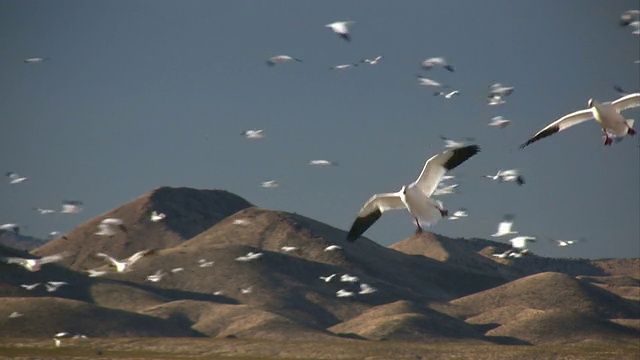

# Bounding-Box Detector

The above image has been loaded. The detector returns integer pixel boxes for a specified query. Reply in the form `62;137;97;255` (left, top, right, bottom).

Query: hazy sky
1;0;638;259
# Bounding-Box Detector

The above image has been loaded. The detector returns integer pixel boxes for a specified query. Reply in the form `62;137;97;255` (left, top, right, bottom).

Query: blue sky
1;0;638;259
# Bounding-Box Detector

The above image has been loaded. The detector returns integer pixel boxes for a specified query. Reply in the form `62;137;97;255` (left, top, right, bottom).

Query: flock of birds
1;8;640;346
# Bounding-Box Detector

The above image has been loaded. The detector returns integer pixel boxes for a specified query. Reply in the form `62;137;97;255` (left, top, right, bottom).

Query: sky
1;0;639;260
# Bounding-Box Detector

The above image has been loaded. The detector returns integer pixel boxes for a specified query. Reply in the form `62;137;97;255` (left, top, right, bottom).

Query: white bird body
440;136;475;149
199;260;214;267
235;252;263;262
325;21;355;41
449;209;468;220
417;76;443;87
266;55;302;66
434;90;460;99
509;236;536;250
45;281;68;292
488;116;511;128
20;283;41;290
260;180;279;189
340;274;359;283
281;246;298;252
232;218;251;226
489;83;515;97
6;172;27;184
87;269;108;277
171;267;184;273
61;201;83;214
309;160;338;166
336;289;355;298
521;93;640;147
150;211;166;222
241;129;265;139
320;273;336;282
324;245;342;252
361;55;383;65
487;94;506;106
330;63;358;70
421;57;454;72
4;252;68;272
359;283;377;295
95;249;155;272
0;223;20;234
34;207;56;215
240;286;253;294
347;145;480;241
492;218;518;237
95;218;127;236
24;57;47;63
9;311;23;318
433;183;459;196
146;270;165;282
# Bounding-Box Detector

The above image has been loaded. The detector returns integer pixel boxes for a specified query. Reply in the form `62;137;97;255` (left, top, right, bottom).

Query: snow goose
325;21;355;41
347;145;480;241
520;93;640;148
266;55;302;66
3;252;68;272
94;249;156;272
492;215;518;237
421;57;454;72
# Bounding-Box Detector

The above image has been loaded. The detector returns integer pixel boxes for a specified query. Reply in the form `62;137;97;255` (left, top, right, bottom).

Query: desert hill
0;232;46;251
1;186;638;346
32;186;253;270
0;297;203;338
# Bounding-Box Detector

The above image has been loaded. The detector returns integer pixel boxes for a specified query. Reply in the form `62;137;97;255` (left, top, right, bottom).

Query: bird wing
127;249;156;265
95;253;119;266
610;92;640;112
414;145;480;196
520;108;594;148
347;192;405;241
39;252;68;265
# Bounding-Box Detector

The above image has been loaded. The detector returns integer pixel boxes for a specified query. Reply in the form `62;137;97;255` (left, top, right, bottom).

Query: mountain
0;232;46;251
1;186;638;346
32;186;253;270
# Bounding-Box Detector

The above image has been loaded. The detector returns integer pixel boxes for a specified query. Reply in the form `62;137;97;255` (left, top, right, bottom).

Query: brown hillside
0;297;203;337
578;275;640;301
485;309;639;345
32;186;253;270
0;232;46;251
450;272;639;320
328;300;483;342
142;300;335;340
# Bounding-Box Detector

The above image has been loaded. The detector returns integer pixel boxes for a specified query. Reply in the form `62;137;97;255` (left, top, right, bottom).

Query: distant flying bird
6;172;27;184
260;180;279;189
340;274;359;283
150;211;166;222
20;283;41;290
489;83;515;97
3;252;68;272
551;237;586;247
439;135;475;149
497;169;525;185
324;245;342;252
421;57;454;72
48;231;65;240
241;129;265;140
95;218;127;236
9;311;23;318
240;286;253;294
146;270;165;282
487;94;506;106
336;289;355;298
360;55;383;65
235;251;263;262
347;145;480;241
309;160;338;166
417;75;444;87
325;21;355;41
266;55;302;66
488;116;511;128
521;93;640;148
61;200;83;214
213;290;224;296
45;281;67;292
448;208;468;220
232;218;251;226
492;215;518;237
434;90;460;99
0;223;20;234
620;9;640;27
320;273;336;282
94;249;156;272
281;246;298;252
358;283;377;295
24;57;48;64
509;236;536;251
33;207;56;215
198;260;214;267
614;85;628;96
171;267;184;273
330;63;358;70
87;269;108;278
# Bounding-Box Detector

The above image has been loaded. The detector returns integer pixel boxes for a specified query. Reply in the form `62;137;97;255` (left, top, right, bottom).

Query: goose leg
414;218;423;234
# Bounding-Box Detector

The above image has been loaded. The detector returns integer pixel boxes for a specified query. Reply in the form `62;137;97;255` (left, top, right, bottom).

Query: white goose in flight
325;21;355;41
94;249;156;272
520;93;639;148
3;252;69;272
266;55;302;66
347;145;480;241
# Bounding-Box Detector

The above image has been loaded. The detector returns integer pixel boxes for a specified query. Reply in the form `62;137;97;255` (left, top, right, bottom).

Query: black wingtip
516;175;525;186
444;65;455;72
442;144;481;171
347;209;382;242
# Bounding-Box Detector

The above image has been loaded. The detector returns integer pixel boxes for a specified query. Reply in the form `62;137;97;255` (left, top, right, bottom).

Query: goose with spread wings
520;93;639;148
347;145;480;241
